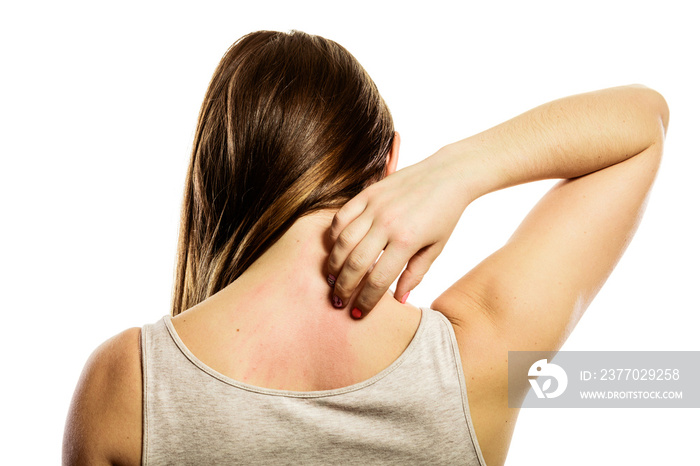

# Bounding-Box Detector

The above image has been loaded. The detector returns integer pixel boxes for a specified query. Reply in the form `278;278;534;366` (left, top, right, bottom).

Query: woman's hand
326;148;471;318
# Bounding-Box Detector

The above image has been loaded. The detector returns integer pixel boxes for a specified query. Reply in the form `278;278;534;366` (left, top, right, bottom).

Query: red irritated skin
224;278;357;389
169;210;421;392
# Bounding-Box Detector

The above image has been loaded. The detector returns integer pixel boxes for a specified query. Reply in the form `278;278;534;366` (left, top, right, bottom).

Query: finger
332;227;388;307
394;243;442;304
327;212;373;289
350;242;414;318
329;195;368;243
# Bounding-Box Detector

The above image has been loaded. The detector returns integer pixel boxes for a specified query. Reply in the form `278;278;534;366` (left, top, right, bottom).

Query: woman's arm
431;84;669;337
436;85;668;465
327;84;669;319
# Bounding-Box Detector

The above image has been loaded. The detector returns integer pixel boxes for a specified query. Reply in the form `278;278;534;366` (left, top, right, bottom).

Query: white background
2;1;698;464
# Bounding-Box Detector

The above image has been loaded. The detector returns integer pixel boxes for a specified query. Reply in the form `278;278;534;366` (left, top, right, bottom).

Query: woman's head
172;30;395;316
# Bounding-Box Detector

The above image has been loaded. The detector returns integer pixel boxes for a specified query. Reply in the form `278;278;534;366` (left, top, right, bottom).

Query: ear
384;131;401;177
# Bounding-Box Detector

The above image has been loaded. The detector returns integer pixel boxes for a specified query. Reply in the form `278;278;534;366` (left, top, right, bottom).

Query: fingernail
332;295;343;308
327;274;336;287
351;308;362;319
400;291;410;304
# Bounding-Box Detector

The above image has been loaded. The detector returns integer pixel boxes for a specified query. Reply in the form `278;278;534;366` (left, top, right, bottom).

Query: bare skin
168;211;422;393
64;85;668;466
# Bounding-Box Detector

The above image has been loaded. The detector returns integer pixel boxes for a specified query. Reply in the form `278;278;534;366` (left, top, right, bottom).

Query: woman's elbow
630;84;670;137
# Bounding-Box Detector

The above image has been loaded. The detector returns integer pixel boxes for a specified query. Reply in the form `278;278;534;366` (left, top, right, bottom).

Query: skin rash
172;230;370;392
237;304;358;390
170;210;422;395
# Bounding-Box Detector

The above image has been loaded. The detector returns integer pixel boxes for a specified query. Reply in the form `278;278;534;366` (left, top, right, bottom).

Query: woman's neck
206;209;351;317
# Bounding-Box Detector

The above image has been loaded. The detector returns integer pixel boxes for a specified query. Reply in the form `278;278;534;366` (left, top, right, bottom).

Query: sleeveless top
140;307;486;465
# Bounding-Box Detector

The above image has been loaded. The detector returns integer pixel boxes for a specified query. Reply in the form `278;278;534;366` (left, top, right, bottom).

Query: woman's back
145;306;484;464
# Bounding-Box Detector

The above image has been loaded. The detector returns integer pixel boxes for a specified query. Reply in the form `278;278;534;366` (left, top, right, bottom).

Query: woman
63;30;669;465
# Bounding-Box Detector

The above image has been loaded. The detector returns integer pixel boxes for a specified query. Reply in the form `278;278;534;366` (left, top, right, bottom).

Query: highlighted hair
171;30;394;316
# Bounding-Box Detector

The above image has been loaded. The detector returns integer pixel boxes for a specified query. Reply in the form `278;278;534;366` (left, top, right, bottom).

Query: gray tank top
140;307;486;465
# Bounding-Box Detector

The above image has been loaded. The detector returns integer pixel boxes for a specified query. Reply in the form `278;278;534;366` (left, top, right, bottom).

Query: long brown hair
171;30;395;316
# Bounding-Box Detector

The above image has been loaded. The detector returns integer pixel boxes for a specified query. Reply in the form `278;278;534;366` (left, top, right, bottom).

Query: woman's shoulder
63;327;142;465
79;327;142;396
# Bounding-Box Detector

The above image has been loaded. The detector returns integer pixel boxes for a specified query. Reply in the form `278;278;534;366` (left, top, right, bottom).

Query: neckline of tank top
161;306;428;398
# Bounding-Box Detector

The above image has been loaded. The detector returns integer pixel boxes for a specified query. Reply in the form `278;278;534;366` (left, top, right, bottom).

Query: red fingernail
327;274;336;287
332;295;343;308
400;291;410;304
351;308;362;319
